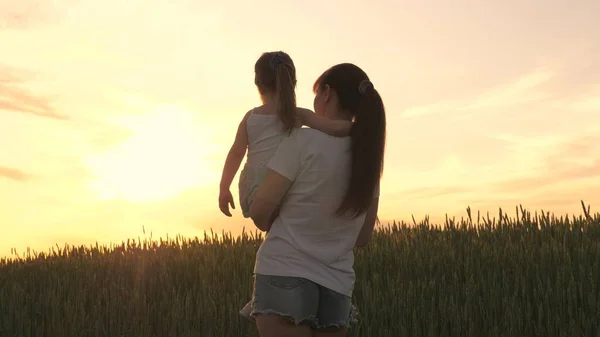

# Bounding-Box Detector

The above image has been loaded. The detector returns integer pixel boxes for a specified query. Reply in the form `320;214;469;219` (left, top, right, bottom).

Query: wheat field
2;202;600;337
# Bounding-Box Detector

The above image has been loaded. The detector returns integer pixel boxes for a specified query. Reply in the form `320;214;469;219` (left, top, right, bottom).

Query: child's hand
294;115;303;128
295;108;312;128
219;188;236;217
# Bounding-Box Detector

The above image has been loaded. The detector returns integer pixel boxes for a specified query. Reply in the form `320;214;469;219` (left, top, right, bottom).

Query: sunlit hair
254;51;297;133
313;63;386;218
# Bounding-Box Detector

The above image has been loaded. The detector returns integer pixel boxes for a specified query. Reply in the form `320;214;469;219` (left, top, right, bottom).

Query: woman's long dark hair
313;63;386;218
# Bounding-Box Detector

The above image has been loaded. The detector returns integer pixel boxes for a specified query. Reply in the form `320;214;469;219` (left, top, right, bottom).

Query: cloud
386;131;600;209
402;68;554;118
0;0;70;30
0;167;31;181
493;132;600;192
496;161;600;192
401;101;460;119
0;66;68;120
0;66;28;83
401;54;599;120
563;88;600;113
457;70;554;112
394;186;472;200
543;134;598;164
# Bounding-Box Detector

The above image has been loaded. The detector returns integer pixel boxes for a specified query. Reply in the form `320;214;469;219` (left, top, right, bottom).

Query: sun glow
85;105;220;202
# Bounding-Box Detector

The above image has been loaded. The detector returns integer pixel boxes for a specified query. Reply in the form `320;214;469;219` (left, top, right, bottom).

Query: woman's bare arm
250;170;292;231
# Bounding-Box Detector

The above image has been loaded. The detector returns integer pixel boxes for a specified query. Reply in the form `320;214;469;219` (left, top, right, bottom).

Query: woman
248;63;386;337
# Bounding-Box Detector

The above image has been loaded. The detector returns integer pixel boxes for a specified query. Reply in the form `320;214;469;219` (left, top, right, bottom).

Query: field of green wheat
2;203;600;337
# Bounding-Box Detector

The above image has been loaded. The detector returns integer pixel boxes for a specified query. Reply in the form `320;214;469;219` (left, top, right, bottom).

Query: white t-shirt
253;127;377;297
245;109;286;168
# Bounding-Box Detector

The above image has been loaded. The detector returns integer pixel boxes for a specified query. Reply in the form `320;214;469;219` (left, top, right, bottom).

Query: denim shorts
241;273;359;329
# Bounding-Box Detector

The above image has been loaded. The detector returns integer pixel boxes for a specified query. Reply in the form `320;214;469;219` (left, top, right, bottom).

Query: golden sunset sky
1;0;599;256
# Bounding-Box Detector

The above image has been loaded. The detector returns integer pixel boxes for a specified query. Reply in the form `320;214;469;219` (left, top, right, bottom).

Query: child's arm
218;111;250;216
297;108;352;137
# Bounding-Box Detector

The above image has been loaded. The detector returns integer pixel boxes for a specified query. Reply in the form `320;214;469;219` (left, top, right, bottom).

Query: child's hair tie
269;53;285;71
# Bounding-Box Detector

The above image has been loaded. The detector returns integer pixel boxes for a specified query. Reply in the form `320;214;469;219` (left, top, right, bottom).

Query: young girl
218;51;353;220
217;51;355;322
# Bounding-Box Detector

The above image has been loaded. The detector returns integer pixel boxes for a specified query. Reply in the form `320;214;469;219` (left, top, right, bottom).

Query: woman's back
254;128;367;297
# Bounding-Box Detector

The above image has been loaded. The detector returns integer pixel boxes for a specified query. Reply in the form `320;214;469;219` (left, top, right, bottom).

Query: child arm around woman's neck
296;108;352;137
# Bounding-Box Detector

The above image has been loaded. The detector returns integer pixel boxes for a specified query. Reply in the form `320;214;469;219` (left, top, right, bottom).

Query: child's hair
254;51;297;133
313;63;386;218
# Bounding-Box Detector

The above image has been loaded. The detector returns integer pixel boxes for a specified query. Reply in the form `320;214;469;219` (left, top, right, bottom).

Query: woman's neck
327;107;352;121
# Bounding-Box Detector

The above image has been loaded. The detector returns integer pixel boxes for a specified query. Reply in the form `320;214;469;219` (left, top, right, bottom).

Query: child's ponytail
254;51;297;133
273;56;297;133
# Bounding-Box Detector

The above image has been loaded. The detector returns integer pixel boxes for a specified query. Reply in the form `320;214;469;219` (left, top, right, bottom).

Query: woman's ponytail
313;63;386;218
339;82;386;217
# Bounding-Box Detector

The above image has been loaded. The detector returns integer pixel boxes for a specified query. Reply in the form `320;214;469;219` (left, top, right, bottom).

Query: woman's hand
219;188;236;217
